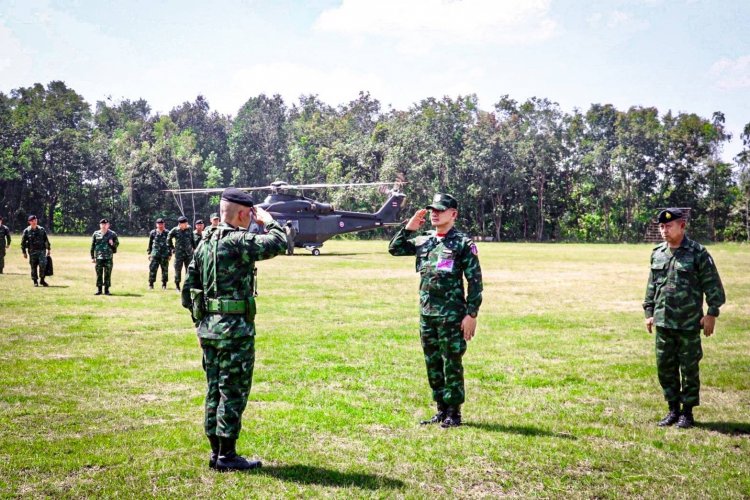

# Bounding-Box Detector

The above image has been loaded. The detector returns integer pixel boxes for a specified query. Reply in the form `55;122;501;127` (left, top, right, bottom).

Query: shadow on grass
42;284;69;288
463;422;577;440
259;464;405;490
294;253;377;257
696;421;750;436
109;292;143;297
0;272;26;275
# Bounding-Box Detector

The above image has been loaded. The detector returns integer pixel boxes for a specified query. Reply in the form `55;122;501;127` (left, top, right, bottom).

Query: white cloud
0;21;33;87
587;10;649;31
710;55;750;90
314;0;557;53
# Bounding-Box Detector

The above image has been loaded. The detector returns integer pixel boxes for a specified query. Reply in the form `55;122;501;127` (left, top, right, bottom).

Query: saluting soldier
389;193;483;428
147;218;173;290
644;208;725;429
193;219;205;247
168;215;194;291
0;215;11;274
182;188;286;471
90;218;119;295
21;215;51;287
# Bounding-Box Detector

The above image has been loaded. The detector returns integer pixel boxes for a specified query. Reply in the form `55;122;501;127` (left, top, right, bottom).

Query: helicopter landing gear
303;245;322;256
312;248;321;256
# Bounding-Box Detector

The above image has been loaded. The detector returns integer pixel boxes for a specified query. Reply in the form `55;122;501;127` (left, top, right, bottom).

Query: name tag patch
436;257;454;272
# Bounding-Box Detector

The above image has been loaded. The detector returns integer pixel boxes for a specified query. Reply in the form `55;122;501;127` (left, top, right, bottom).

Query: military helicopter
166;181;406;255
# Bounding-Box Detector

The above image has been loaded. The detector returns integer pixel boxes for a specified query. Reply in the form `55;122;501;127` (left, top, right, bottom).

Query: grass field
0;236;748;498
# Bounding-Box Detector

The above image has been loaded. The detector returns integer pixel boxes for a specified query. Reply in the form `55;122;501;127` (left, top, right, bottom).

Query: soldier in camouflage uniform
644;208;725;429
168;215;194;291
147;218;173;290
90;218;119;295
21;215;51;287
193;219;205;247
209;213;220;229
389;193;483;428
0;215;11;274
182;188;286;471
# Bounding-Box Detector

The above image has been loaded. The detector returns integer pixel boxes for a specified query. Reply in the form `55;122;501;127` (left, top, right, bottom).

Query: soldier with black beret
168;215;194;292
0;215;11;274
21;215;51;287
147;218;172;289
90;218;119;295
182;187;286;471
644;208;725;429
193;219;205;248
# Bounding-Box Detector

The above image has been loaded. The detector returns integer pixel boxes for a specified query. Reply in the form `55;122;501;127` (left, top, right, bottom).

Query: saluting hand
645;317;654;334
405;209;428;231
701;315;716;337
253;207;274;226
461;315;477;341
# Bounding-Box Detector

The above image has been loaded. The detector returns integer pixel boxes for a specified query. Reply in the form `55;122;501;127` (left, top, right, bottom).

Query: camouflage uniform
168;225;195;288
389;226;483;407
0;223;10;273
147;229;172;286
643;236;725;407
90;229;119;289
21;226;51;284
193;229;204;248
182;221;286;440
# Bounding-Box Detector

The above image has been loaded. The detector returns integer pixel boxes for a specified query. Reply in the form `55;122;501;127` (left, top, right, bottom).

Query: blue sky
1;0;748;160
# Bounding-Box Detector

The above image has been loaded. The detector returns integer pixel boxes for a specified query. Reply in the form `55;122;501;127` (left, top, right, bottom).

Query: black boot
161;283;167;290
207;435;220;469
420;402;448;425
149;283;154;289
40;280;49;287
34;280;38;287
658;402;680;427
676;406;695;429
215;437;262;472
95;287;103;295
441;406;462;428
176;282;181;292
104;287;111;296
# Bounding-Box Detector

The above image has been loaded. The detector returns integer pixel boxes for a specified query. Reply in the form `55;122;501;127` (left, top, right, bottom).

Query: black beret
657;208;684;224
99;218;109;224
156;218;165;224
177;216;188;223
221;187;254;208
195;219;204;225
28;215;37;221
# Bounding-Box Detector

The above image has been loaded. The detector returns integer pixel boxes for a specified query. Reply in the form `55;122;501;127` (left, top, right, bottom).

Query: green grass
0;237;749;498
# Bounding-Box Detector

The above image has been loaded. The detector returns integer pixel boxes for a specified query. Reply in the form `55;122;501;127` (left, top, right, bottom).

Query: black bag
45;255;54;277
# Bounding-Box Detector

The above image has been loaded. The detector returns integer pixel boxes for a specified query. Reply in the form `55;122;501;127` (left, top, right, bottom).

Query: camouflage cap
210;213;220;220
177;215;188;223
426;193;458;211
221;187;254;208
658;208;684;223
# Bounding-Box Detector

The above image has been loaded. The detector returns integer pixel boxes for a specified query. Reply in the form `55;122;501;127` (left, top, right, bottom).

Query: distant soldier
147;218;172;290
388;193;483;428
20;215;51;287
0;215;11;274
644;208;725;429
169;215;194;291
182;188;286;471
90;218;119;295
284;221;297;255
193;219;205;247
210;213;220;229
202;213;221;243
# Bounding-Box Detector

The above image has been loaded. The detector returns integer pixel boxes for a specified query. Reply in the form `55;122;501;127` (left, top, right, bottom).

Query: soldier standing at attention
0;215;11;274
169;215;194;291
182;188;286;471
193;219;205;247
147;218;173;290
210;213;220;229
388;193;483;428
90;218;119;295
644;208;725;429
284;221;297;255
21;215;51;287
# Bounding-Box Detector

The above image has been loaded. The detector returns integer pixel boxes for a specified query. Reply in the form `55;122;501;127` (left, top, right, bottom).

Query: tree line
1;80;749;241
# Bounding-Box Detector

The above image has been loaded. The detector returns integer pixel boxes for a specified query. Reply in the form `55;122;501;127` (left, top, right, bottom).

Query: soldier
193;219;205;247
20;215;51;287
644;208;725;429
284;221;297;255
169;215;194;291
388;193;483;428
0;215;11;274
210;213;220;229
90;218;119;295
147;218;173;290
182;188;286;471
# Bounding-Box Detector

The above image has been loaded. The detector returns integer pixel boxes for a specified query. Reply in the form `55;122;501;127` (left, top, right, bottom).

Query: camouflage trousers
655;327;703;407
173;254;191;285
95;259;113;288
420;315;467;406
29;252;47;282
200;336;256;439
148;256;169;285
0;245;5;273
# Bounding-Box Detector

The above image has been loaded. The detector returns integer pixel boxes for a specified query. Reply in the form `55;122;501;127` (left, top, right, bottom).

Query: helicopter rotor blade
163;181;406;194
162;186;276;194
